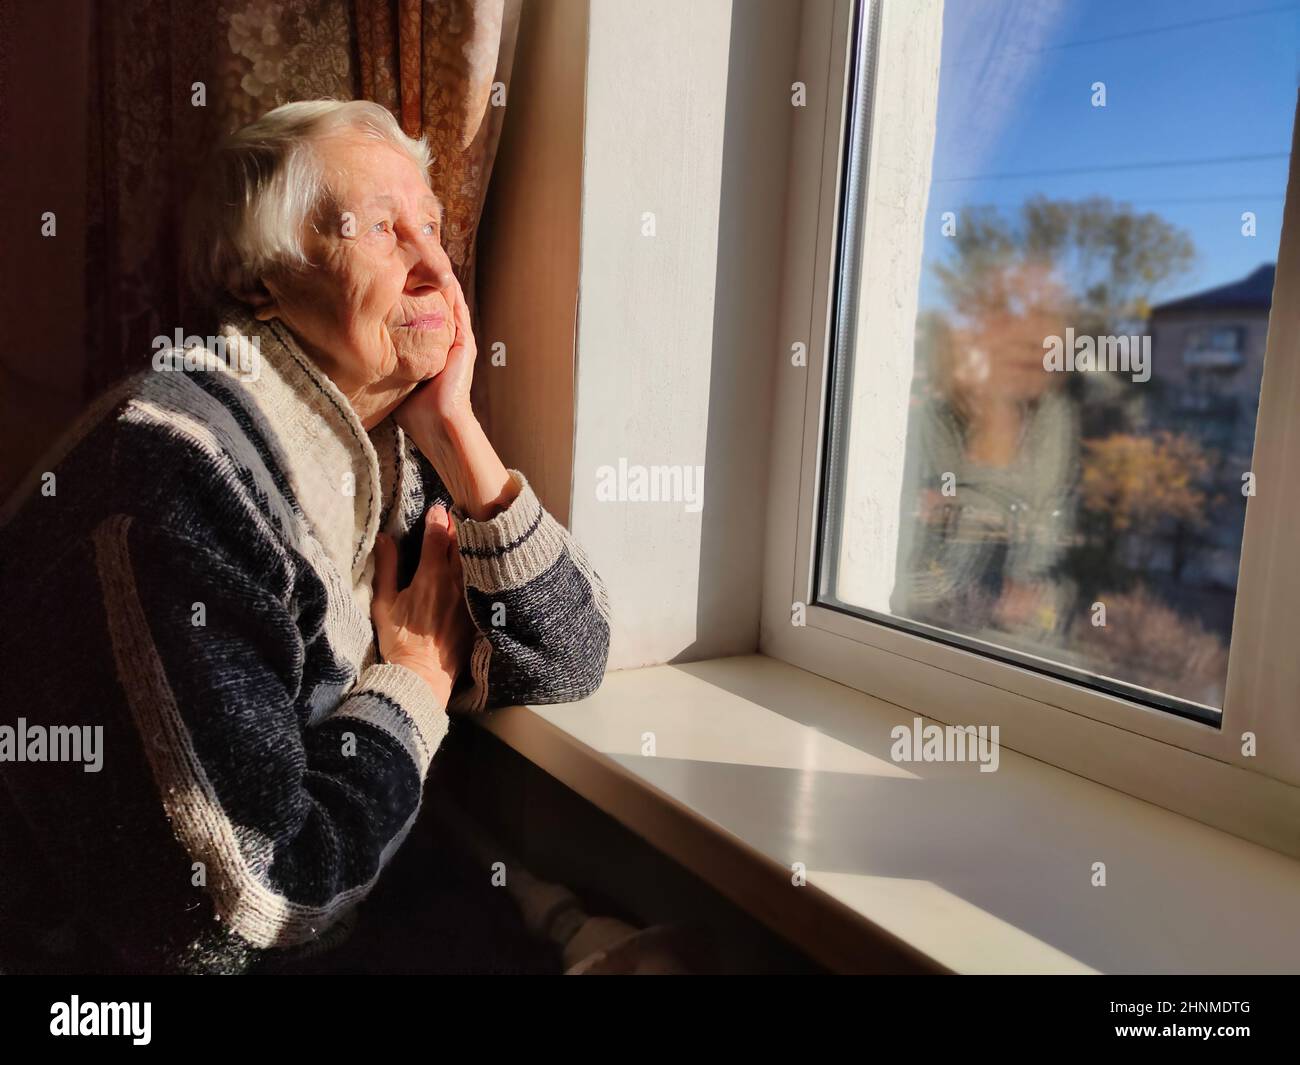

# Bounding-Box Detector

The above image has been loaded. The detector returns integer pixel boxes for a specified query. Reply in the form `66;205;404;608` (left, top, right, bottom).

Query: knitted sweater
0;310;611;974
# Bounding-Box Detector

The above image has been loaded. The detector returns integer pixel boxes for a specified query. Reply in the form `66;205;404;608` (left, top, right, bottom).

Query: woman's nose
405;239;454;294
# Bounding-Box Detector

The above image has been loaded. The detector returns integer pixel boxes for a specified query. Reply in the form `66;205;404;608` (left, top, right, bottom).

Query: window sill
475;654;1300;974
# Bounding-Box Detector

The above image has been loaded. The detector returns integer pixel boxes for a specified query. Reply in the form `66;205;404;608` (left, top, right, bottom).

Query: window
764;0;1300;853
1183;327;1245;370
818;0;1294;721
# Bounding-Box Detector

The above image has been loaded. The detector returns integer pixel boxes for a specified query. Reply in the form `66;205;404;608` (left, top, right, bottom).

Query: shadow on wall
673;0;801;665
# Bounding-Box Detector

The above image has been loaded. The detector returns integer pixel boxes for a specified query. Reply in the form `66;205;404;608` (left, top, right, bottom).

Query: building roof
1151;264;1275;315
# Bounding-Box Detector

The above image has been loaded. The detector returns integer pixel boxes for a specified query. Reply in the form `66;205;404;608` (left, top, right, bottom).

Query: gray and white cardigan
0;309;611;974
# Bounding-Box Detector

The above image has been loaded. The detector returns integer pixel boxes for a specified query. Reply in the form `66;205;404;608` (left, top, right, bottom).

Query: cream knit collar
215;308;405;589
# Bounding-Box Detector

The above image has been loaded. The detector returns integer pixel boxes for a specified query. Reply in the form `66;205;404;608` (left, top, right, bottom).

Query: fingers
424;503;449;545
413;505;456;587
446;517;464;580
452;276;472;338
371;532;397;626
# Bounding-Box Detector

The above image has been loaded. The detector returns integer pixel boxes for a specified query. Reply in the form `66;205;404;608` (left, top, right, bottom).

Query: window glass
818;0;1297;718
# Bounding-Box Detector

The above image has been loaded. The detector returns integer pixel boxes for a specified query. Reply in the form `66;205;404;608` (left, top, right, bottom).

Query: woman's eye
371;220;392;234
422;222;438;236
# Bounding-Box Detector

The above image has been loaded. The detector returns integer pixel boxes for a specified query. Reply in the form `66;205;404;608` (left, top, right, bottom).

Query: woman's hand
371;506;476;707
392;275;519;523
398;273;477;432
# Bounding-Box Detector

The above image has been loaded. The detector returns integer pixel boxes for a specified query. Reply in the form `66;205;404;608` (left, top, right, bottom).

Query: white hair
186;99;434;305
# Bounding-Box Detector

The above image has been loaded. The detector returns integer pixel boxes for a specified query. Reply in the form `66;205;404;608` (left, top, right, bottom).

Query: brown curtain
85;0;520;394
355;0;520;311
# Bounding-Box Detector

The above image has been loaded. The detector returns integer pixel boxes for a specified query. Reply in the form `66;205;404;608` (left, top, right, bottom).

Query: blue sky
920;0;1299;309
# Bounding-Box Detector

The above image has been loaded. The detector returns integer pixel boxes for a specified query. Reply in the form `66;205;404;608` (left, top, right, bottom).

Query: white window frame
762;0;1300;856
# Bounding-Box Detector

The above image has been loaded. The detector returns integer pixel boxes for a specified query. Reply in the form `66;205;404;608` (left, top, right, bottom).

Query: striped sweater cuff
451;469;569;592
335;663;450;776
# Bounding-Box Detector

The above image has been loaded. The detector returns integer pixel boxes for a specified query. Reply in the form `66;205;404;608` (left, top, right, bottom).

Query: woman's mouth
401;314;446;331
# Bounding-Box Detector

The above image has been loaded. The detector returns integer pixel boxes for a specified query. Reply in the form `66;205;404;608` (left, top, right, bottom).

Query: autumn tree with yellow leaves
1081;430;1212;551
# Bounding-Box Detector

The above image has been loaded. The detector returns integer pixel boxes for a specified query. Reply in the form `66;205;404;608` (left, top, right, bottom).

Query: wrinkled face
258;130;457;404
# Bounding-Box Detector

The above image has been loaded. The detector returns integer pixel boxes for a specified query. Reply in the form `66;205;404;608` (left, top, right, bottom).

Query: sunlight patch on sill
808;871;1098;974
538;685;918;778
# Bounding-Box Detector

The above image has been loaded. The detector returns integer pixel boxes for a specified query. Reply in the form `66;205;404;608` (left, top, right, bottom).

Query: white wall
570;0;801;669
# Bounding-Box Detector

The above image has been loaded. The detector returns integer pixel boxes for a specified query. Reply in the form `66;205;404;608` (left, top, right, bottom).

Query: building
1145;263;1275;592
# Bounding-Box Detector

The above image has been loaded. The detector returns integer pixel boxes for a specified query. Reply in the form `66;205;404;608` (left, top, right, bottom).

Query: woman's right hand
371;505;476;707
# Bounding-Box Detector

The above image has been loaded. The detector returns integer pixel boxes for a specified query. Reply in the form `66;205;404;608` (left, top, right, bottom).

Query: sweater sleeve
442;469;612;712
88;512;449;952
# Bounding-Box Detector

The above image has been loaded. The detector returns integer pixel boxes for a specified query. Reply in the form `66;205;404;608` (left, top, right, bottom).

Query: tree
1078;430;1213;574
1081;431;1210;530
933;196;1196;333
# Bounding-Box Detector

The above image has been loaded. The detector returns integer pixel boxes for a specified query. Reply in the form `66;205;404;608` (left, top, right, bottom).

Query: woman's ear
232;278;280;321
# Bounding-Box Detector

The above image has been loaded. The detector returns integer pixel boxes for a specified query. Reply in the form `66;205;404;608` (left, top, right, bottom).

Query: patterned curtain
354;0;520;297
85;0;520;394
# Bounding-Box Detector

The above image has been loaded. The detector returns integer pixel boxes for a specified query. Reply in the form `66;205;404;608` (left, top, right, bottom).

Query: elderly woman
0;100;610;974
